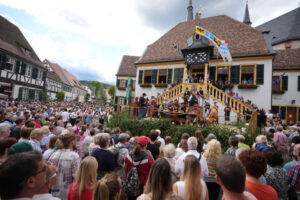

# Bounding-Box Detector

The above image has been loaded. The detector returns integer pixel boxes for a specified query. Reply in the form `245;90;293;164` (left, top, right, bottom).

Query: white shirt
61;112;69;122
157;136;165;147
175;150;208;178
33;193;60;200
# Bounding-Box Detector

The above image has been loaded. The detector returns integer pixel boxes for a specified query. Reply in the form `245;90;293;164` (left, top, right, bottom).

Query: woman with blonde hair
93;172;121;200
173;155;208;200
68;156;98;200
203;139;222;200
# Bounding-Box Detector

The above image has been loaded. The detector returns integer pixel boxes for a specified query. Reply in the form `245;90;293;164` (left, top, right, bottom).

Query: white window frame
23;88;29;99
120;80;126;88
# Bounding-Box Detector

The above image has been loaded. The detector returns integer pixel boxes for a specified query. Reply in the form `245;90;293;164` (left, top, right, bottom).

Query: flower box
238;84;258;89
155;83;168;88
118;87;126;90
140;84;152;88
224;84;233;89
272;90;285;94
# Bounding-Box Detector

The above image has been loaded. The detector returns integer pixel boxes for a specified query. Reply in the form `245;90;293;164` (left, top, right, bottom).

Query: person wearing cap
33;115;42;128
124;136;154;200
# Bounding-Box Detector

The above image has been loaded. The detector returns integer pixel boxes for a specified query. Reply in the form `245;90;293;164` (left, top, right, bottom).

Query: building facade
257;7;300;124
115;55;139;105
0;15;47;100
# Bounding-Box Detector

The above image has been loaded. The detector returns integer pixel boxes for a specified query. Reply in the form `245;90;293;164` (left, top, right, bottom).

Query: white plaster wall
210;59;273;112
12;85;42;99
272;71;300;106
135;64;185;98
64;92;72;101
47;92;56;100
273;40;300;50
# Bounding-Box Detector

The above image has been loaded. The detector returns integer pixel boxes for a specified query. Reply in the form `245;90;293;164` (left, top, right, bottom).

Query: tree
90;81;107;104
56;91;65;101
108;85;115;97
85;93;90;102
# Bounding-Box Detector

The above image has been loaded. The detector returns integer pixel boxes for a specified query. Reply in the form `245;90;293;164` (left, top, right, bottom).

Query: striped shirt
203;159;216;182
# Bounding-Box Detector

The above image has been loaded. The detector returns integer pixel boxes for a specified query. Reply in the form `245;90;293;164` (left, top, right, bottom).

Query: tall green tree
108;85;115;97
90;81;107;104
56;91;65;101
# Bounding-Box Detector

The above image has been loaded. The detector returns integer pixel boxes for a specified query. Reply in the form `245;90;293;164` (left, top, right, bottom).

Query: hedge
108;110;258;151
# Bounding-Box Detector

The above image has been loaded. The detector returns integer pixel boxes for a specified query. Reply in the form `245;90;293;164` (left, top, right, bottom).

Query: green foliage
108;110;256;151
85;93;90;102
108;85;115;97
38;90;49;102
74;96;79;102
91;81;107;104
56;91;65;101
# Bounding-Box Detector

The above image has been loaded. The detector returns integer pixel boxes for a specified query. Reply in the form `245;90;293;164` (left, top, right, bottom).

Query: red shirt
68;182;94;200
33;121;41;128
124;153;154;186
245;180;278;200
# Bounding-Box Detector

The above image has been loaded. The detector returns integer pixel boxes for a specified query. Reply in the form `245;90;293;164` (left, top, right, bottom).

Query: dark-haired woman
124;136;154;200
49;133;80;200
138;158;180;200
264;148;289;200
239;149;278;200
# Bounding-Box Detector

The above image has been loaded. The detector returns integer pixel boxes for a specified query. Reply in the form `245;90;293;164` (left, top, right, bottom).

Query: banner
125;76;132;104
195;26;232;63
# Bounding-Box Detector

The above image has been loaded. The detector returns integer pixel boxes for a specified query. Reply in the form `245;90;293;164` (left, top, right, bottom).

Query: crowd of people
0;99;300;200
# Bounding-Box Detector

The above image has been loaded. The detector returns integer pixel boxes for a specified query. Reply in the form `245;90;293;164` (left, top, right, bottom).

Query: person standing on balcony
138;93;147;120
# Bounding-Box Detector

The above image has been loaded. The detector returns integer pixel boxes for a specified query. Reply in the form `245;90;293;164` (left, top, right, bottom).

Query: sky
0;0;298;84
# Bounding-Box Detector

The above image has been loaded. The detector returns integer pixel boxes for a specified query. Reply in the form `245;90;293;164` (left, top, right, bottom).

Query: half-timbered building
0;15;47;100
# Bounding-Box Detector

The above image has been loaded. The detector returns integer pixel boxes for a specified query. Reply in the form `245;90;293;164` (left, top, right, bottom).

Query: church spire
243;0;252;25
187;0;194;21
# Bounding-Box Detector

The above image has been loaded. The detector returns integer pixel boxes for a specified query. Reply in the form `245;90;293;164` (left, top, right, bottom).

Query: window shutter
20;63;26;75
15;61;20;74
0;54;6;70
117;79;120;87
42;71;46;80
138;70;143;84
18;87;23;100
174;68;184;83
282;76;288;91
298;76;300;91
151;69;157;84
280;106;286;120
209;66;216;81
115;96;118;104
124;98;127;105
28;89;35;100
167;68;173;84
230;65;240;84
125;80;128;87
32;67;37;79
256;64;264;84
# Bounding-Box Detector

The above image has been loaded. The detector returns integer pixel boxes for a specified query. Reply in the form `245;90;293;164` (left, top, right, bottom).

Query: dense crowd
0;99;300;200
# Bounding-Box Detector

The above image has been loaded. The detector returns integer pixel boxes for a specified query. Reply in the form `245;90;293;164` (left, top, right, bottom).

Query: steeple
243;0;252;25
187;0;194;21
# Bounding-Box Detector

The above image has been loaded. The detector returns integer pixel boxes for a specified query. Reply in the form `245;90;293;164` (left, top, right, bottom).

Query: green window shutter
117;79;120;87
20;63;26;75
167;68;173;84
0;54;6;70
42;71;46;80
298;76;300;91
15;61;20;74
209;66;216;81
230;65;240;84
280;107;286;120
28;89;35;100
18;87;23;100
282;76;288;91
32;67;38;79
114;96;118;104
256;64;264;84
125;80;128;87
138;70;143;84
151;69;157;84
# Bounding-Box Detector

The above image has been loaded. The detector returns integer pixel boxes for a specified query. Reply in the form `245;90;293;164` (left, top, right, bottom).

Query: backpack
124;156;143;196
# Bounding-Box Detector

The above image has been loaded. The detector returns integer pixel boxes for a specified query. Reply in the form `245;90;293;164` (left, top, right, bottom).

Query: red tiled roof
116;55;139;76
137;15;271;64
273;48;300;70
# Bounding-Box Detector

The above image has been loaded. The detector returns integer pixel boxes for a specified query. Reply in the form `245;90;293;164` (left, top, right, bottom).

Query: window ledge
238;84;258;89
118;87;126;90
155;83;168;88
140;84;152;88
272;90;285;94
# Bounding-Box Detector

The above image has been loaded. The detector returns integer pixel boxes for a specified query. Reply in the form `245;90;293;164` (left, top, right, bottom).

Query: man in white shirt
266;110;273;122
175;137;208;178
60;109;69;124
156;129;165;148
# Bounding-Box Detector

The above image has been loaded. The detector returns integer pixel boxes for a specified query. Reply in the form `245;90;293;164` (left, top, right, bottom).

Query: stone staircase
156;83;255;123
